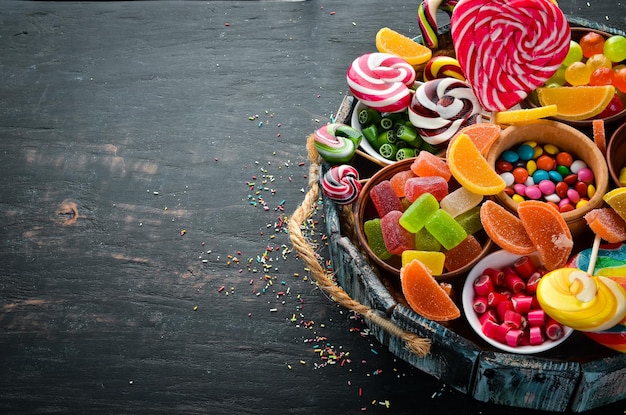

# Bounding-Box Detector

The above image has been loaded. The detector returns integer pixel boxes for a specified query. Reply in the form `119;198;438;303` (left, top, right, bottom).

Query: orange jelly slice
375;27;433;66
584;208;626;243
536;85;615;121
447;133;506;195
447;123;501;157
480;200;535;255
400;259;460;321
517;200;573;271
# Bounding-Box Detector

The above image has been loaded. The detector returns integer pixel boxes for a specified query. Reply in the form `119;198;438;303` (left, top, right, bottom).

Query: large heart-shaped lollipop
451;0;570;112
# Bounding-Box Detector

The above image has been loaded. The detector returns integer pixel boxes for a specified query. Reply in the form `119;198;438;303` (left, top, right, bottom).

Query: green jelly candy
455;206;483;235
425;209;467;250
364;218;393;260
414;227;442;252
398;193;439;233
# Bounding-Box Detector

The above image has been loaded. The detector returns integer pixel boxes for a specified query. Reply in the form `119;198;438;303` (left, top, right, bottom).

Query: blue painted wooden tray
300;17;626;413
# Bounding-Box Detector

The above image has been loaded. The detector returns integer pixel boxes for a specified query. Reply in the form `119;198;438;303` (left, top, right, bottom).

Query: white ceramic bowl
462;250;574;354
350;100;396;166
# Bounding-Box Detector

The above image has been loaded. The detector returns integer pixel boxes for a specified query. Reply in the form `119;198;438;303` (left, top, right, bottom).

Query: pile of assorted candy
313;0;626;354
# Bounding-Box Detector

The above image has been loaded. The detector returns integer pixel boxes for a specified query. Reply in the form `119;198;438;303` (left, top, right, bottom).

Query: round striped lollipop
322;165;362;205
346;53;416;113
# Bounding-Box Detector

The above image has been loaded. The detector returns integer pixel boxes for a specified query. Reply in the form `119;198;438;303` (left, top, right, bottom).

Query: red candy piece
404;176;448;202
370;180;403;217
380;210;415;255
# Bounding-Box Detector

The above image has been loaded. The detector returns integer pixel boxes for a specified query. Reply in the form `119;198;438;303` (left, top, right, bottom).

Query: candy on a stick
408;78;481;145
404;176;448;202
401;250;446;275
370;180;404;218
346;53;416;113
399;193;439;233
381;210;416;255
423;56;465;82
417;0;457;50
450;0;570;112
425;209;467;250
364;218;393;260
536;268;626;332
584;208;626;243
480;200;535;254
321;165;362;205
313;123;362;164
518;200;573;271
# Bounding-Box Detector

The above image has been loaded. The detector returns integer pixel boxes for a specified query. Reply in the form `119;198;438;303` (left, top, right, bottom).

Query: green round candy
378;143;398;160
604;35;626;63
562;41;583;66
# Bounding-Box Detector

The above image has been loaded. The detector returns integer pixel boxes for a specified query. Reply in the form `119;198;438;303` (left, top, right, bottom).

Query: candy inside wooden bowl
607;122;626;187
353;158;493;281
523;27;626;127
486;120;609;236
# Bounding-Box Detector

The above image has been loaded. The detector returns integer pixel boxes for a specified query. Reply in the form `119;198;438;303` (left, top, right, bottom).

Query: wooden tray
319;94;626;413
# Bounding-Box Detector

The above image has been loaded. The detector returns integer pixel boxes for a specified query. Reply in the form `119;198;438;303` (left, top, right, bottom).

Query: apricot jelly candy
400;259;461;321
584;208;626;243
480;200;535;255
518;200;573;271
410;150;451;181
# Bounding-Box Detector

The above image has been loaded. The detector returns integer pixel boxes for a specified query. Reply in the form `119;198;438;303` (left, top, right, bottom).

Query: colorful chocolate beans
495;141;596;213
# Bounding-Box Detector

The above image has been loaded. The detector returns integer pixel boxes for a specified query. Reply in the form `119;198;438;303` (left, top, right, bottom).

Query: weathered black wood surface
0;1;624;414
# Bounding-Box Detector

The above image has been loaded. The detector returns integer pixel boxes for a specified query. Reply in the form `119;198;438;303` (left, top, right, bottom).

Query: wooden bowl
523;27;626;127
607;122;626;187
353;158;493;281
486;120;609;236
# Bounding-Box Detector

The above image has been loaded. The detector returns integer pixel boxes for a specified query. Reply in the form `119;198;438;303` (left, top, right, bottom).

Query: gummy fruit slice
480;200;535;255
518;201;573;271
603;187;626;223
400;259;460;321
375;27;432;66
447;123;501;157
536;85;615;121
584;208;626;244
447;133;506;195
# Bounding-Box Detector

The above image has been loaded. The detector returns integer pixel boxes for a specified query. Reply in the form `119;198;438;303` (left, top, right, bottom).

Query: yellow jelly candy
494;105;558;124
401;250;445;275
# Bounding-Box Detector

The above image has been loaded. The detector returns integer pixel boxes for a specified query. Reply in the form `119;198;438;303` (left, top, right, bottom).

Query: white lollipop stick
586;233;602;275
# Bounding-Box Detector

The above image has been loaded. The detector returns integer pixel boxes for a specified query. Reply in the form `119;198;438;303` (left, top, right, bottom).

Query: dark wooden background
1;1;624;414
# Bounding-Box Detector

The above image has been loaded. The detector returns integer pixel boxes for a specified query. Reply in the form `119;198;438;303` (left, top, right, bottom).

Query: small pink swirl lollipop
346;53;416;113
322;165;362;205
408;78;481;145
451;0;570;111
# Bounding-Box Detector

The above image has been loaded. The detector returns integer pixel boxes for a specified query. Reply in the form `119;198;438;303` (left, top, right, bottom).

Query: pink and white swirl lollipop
322;165;362;205
451;0;570;112
346;53;416;113
408;78;481;145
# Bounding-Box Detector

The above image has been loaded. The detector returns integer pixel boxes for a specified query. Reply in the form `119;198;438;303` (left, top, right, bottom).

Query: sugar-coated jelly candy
444;235;483;272
401;250;446;275
404;176;448;202
414;227;442;251
454;205;483;235
585;207;626;243
424;209;467;250
370;180;403;217
440;186;483;218
380;210;415;256
399;193;439;233
364;218;393;260
410;151;451;181
389;170;416;197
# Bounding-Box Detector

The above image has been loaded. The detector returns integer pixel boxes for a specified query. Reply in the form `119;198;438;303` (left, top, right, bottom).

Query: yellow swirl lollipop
536;268;626;332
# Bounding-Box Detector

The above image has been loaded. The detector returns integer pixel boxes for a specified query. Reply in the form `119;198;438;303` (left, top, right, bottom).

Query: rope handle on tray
288;133;431;357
